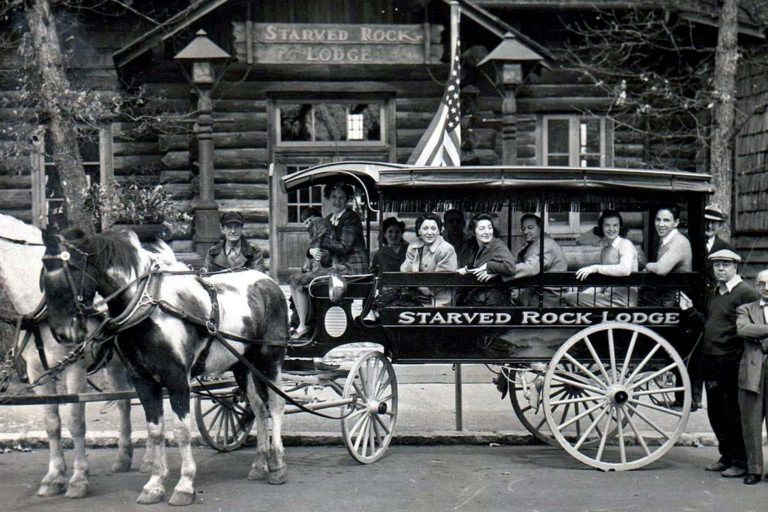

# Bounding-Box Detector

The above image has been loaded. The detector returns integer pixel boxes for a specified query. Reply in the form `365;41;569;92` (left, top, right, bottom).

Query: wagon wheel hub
606;385;630;407
366;399;387;415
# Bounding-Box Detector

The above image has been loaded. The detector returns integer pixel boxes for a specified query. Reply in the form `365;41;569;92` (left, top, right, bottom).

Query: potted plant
89;181;192;241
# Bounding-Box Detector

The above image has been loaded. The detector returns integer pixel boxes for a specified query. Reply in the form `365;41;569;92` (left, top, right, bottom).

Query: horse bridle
42;240;101;320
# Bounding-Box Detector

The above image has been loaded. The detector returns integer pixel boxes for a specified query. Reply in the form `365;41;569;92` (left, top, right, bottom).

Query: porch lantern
174;30;231;257
479;33;543;165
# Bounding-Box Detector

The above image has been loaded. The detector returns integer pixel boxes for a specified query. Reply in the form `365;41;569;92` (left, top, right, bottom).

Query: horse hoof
169;490;195;506
111;458;132;473
267;466;287;485
37;482;65;497
136;489;165;505
65;482;89;499
246;466;268;481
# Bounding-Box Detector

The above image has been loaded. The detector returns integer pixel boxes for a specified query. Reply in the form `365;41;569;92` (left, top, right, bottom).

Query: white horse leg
267;378;287;485
38;397;68;496
245;378;270;481
63;363;89;498
169;411;196;506
134;381;168;505
106;360;133;472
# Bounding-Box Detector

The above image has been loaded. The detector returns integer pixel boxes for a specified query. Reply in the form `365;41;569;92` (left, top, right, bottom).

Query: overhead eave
114;0;231;68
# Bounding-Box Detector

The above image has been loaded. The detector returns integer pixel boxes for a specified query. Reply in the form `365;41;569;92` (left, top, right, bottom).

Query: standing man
681;249;759;478
204;211;265;272
704;203;733;288
513;214;568;307
736;269;768;485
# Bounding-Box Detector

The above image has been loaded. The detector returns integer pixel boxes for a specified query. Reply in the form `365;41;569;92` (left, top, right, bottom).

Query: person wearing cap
680;249;759;478
704;203;734;288
204;211;265;272
735;270;768;484
513;213;568;307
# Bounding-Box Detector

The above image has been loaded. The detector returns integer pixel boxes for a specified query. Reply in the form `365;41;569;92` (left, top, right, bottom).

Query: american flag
407;38;461;166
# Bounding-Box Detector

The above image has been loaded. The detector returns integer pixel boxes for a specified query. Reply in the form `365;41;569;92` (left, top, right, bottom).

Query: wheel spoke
616;407;627;464
558;402;571;429
375;373;392;400
352;379;366;401
626;403;672;440
354;416;370;453
557;401;604;431
633;386;686;397
628;398;683;417
373;412;391;435
348;410;369;438
627;362;678;391
573;406;609;450
624;343;661;385
377;393;394;404
358;361;371;398
209;405;224;434
201;403;218;419
623;408;652;457
563;353;608;388
550;393;606;406
595;406;614;462
368;416;377;455
619;331;638;384
550;374;604;394
582;335;611;384
608;328;617;384
222;408;231;444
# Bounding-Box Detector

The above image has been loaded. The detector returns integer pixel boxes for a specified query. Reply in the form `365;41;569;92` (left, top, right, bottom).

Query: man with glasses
204;211;265;272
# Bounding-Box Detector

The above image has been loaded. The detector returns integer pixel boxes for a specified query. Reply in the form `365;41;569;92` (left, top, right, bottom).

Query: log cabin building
0;0;766;280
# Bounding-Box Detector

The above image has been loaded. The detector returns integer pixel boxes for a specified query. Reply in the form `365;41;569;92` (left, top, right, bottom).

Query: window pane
547;119;569;154
312;187;321;203
580;156;601;168
288;206;298;223
315;104;347;142
549;155;569;166
579;118;601;155
280;104;312;141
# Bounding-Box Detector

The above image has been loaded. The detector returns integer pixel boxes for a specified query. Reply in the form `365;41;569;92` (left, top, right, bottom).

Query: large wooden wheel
542;322;690;471
510;364;622;448
194;388;255;452
341;351;398;464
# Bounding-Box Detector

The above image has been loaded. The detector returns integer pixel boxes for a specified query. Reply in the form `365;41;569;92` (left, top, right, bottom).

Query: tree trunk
709;0;740;241
26;0;93;233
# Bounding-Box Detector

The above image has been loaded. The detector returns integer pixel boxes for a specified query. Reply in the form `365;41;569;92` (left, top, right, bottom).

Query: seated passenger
642;205;693;306
514;214;568;307
567;210;639;307
371;217;408;274
401;213;458;306
457;214;516;306
443;209;469;260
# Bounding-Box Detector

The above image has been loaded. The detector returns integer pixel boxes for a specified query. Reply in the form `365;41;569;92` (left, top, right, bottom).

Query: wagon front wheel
194;390;254;452
542;322;690;471
341;351;398;464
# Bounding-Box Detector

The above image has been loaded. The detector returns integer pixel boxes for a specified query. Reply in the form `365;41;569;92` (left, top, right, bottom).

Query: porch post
192;88;220;256
499;64;522;166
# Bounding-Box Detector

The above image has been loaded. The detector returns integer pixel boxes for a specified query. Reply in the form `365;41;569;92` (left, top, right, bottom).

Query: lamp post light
174;29;230;257
479;33;543;165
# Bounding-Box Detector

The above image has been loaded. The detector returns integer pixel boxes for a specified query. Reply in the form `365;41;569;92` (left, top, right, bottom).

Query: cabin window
31;127;108;228
277;101;385;145
542;116;610;168
285;164;324;223
540;115;612;236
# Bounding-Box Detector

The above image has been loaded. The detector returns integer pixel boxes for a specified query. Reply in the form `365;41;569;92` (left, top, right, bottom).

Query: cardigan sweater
686;280;760;356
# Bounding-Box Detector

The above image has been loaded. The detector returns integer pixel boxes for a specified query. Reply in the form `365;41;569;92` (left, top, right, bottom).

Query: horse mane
62;228;140;276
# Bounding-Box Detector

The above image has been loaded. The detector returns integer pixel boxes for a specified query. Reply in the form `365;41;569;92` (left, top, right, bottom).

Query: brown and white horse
41;228;288;506
0;214;135;498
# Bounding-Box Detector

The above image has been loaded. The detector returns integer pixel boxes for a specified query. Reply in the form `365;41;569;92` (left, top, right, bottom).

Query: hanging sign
233;23;443;65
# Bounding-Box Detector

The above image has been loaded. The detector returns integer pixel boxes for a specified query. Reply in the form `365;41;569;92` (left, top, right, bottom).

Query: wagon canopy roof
377;165;713;212
279;161;408;195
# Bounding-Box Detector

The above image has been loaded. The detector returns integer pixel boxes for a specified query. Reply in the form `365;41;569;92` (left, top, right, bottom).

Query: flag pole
450;0;460;60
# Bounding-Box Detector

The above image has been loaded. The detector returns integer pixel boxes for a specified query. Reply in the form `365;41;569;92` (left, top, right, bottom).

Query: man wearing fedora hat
736;269;768;484
204;211;265;272
681;249;759;478
704;203;733;288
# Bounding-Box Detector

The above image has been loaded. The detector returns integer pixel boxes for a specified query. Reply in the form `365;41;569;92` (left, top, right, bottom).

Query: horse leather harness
46;250;356;420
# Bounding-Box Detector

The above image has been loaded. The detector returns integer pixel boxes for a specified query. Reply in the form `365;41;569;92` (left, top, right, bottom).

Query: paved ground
0;363;716;448
1;445;765;512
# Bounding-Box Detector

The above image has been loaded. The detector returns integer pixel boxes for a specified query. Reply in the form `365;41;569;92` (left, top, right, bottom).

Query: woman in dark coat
371;217;407;274
290;182;369;339
457;214;516;306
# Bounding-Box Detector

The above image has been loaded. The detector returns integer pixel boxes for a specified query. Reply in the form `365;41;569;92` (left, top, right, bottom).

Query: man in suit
736;269;768;484
681;249;759;478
